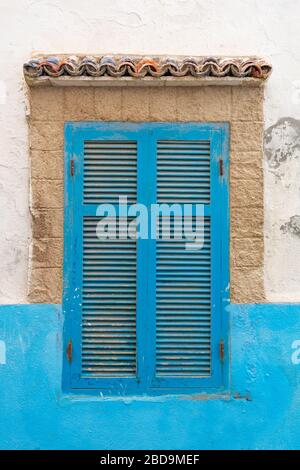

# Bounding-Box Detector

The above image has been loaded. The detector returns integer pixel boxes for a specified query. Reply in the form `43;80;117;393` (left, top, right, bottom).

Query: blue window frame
63;122;229;396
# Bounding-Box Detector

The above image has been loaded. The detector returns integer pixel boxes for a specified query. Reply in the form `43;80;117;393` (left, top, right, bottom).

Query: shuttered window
63;122;229;395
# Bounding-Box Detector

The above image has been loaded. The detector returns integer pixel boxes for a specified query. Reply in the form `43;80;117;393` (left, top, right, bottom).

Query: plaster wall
0;0;300;303
27;85;264;304
0;303;300;449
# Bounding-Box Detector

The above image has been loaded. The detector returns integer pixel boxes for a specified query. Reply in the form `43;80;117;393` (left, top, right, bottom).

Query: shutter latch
219;159;224;176
66;339;73;363
70;159;75;177
219;339;225;362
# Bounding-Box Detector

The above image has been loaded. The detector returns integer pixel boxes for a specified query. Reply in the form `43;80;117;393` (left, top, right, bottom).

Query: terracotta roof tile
24;55;272;80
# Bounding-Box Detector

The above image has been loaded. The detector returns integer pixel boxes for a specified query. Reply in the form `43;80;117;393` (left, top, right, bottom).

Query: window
63;122;229;395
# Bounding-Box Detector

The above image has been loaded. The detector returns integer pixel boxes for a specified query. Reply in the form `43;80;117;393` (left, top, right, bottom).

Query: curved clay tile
23;55;272;80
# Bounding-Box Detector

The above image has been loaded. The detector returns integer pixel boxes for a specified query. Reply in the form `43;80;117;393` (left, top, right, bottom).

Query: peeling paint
264;117;300;170
264;116;300;301
233;392;252;401
280;215;300;238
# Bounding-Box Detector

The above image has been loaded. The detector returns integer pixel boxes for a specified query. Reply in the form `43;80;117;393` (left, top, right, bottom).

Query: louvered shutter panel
84;141;137;205
156;140;212;378
81;141;137;377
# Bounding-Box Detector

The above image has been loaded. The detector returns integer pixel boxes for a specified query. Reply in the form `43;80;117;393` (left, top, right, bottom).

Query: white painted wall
0;0;300;303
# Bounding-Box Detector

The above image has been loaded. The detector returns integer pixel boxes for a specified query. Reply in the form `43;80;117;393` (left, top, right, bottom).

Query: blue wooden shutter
82;141;137;377
148;125;227;391
63;127;146;392
156;140;211;378
63;122;228;394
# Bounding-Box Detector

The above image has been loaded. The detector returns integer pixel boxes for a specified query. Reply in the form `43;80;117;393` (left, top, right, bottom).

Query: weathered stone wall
28;85;264;303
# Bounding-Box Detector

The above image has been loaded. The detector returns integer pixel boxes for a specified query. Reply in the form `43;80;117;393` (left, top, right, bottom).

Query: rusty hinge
70;159;75;177
219;339;225;362
66;339;73;363
219;158;224;176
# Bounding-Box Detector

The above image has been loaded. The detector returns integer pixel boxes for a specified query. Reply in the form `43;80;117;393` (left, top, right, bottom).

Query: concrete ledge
25;75;265;87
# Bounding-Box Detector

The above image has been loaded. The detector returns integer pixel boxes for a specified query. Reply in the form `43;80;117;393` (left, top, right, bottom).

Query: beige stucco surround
27;84;264;304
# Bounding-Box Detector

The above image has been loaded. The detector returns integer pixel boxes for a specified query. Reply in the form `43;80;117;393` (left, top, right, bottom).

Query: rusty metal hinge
70;159;75;177
219;158;224;176
219;339;225;362
66;339;73;363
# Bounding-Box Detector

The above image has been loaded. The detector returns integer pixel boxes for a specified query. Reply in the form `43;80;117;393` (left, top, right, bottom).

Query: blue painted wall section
0;303;300;449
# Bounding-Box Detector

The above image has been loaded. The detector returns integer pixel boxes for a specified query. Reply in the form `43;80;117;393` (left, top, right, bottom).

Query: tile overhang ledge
23;55;272;87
